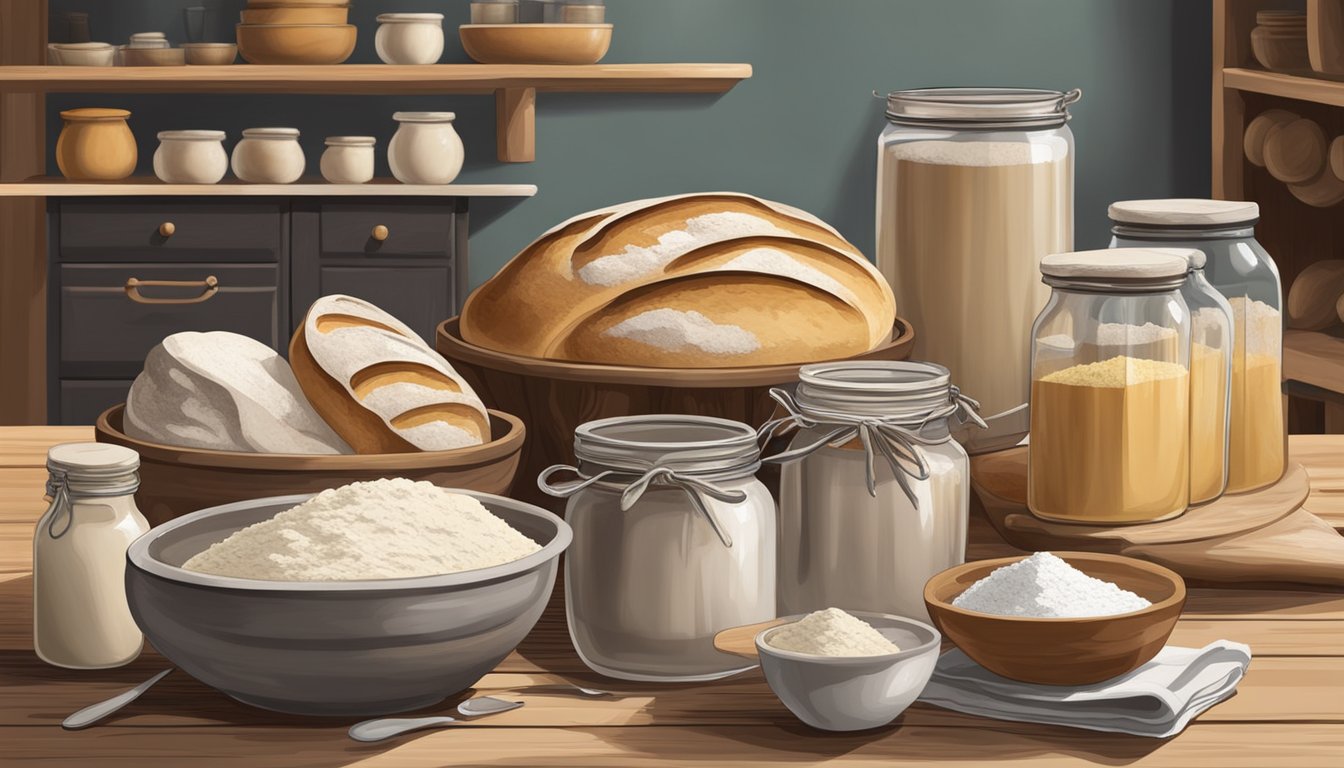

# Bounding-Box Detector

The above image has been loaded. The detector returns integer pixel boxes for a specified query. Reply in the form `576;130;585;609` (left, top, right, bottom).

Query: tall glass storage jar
539;415;775;682
1108;200;1286;493
766;361;983;624
877;87;1079;455
1029;249;1195;524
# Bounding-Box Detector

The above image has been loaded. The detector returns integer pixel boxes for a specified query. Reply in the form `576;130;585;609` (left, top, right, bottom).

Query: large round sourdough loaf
460;193;897;367
291;295;491;453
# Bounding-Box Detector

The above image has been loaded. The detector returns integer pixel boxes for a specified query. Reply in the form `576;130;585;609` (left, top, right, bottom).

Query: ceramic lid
324;136;376;146
47;442;139;474
241;127;300;139
1040;248;1195;280
393;111;456;123
1108;199;1260;227
376;13;445;22
130;31;166;39
158;130;226;141
60;108;130;121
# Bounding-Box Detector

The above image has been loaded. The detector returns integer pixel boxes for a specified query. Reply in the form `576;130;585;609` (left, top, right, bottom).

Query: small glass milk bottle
33;443;149;669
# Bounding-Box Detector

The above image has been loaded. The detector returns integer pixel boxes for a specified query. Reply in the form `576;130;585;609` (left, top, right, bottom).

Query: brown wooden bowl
459;23;612;65
95;404;524;526
923;552;1186;685
236;23;356;65
436;316;915;510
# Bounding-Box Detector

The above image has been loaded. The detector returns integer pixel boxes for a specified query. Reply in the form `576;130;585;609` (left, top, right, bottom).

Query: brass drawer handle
371;224;389;242
124;275;219;305
158;222;176;238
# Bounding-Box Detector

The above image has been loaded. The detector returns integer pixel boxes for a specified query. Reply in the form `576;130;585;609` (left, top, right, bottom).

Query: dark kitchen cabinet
48;196;469;425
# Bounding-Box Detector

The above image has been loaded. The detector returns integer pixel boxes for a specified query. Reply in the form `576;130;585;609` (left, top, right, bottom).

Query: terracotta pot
56;108;137;181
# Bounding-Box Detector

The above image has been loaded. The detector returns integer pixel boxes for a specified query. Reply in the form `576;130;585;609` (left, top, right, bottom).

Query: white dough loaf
459;193;898;367
290;295;491;454
124;331;351;454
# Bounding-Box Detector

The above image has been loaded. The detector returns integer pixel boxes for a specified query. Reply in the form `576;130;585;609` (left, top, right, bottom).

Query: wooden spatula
712;618;790;659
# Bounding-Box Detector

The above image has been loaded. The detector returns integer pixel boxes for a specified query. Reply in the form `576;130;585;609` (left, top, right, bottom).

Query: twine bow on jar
759;385;987;507
538;464;744;548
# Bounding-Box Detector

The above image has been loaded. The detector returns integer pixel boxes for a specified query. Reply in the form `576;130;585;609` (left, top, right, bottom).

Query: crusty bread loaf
125;331;351;455
460;193;897;367
291;295;490;453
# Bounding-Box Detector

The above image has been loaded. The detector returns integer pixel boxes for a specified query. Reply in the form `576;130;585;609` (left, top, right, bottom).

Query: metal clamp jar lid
1039;248;1197;293
882;87;1082;130
538;415;762;548
43;443;140;540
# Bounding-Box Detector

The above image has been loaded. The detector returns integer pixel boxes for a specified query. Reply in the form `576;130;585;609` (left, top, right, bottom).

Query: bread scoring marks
602;308;761;355
714;247;856;304
577;212;792;287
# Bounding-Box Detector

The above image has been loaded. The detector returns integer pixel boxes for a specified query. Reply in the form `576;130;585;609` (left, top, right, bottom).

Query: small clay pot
56;108;137;181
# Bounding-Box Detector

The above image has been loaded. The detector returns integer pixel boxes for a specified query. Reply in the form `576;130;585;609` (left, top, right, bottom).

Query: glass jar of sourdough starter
877;87;1079;454
1029;249;1195;524
33;443;148;669
765;361;984;623
1109;200;1286;494
539;415;775;682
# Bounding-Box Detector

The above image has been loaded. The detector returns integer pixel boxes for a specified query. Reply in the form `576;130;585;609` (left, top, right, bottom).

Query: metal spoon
348;698;525;743
63;668;174;731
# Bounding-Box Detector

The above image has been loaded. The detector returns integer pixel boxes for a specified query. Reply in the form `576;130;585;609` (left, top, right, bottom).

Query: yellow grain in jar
1190;342;1229;504
1226;297;1286;493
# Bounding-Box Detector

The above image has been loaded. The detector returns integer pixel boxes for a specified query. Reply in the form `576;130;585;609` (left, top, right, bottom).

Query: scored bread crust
460;193;897;367
291;296;491;454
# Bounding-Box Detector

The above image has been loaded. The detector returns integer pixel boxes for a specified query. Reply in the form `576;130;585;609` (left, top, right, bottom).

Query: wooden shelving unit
0;177;538;198
1223;66;1344;106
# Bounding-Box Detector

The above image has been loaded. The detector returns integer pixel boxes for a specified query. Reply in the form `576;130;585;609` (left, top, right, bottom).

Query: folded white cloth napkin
917;641;1253;739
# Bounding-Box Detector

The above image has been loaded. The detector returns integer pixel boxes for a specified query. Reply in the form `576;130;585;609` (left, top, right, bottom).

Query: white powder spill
951;552;1152;618
716;247;855;302
577;211;794;286
766;607;901;657
602;308;761;355
885;140;1060;167
182;478;541;581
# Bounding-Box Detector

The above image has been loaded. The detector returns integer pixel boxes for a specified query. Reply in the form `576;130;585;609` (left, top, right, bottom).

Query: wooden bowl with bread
439;192;914;509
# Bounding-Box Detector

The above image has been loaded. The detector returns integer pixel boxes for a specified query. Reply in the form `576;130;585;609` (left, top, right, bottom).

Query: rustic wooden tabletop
2;427;1342;766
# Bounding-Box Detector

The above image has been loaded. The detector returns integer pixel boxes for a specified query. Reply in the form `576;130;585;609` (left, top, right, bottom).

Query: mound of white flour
952;552;1152;618
183;478;541;581
767;607;901;657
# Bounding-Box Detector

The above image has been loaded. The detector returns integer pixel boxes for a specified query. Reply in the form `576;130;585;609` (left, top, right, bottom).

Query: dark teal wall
48;0;1210;289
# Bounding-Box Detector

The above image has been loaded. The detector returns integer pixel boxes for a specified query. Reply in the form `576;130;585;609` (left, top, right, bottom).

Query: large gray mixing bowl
125;490;571;717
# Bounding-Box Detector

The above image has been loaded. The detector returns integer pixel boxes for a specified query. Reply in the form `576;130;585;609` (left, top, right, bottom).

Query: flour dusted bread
125;332;351;454
460;193;897;367
291;295;490;453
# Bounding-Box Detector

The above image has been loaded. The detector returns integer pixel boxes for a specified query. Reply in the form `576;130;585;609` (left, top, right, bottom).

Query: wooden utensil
712;618;789;659
1288;259;1344;329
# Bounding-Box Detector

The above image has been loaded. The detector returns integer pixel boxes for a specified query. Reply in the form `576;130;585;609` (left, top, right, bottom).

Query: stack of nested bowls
237;0;356;64
1251;10;1309;72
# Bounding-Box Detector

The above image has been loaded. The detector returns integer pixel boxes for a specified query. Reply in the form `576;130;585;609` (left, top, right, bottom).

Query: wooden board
1286;329;1344;396
1225;66;1344;107
0;177;537;198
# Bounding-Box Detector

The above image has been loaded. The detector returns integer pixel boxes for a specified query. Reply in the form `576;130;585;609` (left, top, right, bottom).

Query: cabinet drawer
58;201;283;263
316;266;450;343
319;202;453;259
59;380;134;426
59;264;282;377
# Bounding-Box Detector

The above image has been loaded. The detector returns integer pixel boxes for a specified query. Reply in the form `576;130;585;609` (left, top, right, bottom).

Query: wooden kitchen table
2;427;1343;767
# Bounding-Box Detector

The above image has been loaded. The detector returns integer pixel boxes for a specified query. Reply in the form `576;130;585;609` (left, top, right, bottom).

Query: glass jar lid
241;127;300;139
393;111;456;123
572;415;760;478
1041;248;1194;291
1108;199;1260;228
795;361;954;421
158;130;226;142
883;87;1081;129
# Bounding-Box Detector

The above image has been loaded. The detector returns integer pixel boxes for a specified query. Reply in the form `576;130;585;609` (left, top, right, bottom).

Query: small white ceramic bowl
48;42;116;67
375;13;445;65
756;611;941;732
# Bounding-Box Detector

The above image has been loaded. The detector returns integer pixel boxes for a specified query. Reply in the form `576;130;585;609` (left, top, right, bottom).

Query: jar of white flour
764;361;983;624
539;415;775;682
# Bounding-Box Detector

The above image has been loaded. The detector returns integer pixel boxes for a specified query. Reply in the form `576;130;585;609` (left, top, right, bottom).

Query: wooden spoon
713;618;790;659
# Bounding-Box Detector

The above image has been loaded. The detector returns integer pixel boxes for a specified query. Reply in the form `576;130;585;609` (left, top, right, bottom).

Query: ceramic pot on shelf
320;136;376;184
154;130;228;184
56;108;137;181
388;112;464;185
231;128;305;184
375;13;445;64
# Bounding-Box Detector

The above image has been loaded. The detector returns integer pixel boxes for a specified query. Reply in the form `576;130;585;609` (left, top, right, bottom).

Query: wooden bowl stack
237;0;356;64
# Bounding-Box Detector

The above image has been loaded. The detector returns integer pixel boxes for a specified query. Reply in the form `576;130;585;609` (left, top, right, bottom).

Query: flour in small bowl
766;607;901;657
952;552;1152;618
182;478;541;581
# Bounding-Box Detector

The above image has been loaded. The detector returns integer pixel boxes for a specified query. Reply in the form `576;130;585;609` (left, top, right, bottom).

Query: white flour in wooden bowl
952;552;1152;618
182;478;541;581
766;607;901;657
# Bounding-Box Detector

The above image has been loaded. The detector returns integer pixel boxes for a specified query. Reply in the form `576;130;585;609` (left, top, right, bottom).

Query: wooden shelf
1285;329;1344;396
1223;67;1344;108
0;177;538;198
0;63;751;162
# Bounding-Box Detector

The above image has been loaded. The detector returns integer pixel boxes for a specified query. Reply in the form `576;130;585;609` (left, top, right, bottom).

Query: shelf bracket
495;87;536;163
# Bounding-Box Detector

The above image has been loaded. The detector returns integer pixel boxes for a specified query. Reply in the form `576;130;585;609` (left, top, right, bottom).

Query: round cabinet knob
158;222;176;238
371;224;389;242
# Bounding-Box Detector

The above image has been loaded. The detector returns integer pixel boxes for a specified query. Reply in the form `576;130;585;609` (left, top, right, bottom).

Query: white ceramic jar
320;136;376;184
388;112;464;185
231;127;305;184
540;415;776;682
33;443;149;669
375;13;445;65
128;32;169;49
153;130;228;184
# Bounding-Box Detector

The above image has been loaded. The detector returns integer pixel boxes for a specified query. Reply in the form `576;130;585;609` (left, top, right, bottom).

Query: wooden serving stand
970;447;1344;588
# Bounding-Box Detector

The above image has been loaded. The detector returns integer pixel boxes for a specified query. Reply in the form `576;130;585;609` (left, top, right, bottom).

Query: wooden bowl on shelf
1251;24;1310;72
459;23;612;65
435;316;915;510
182;43;238;65
923;552;1186;686
95;404;525;526
241;5;349;25
122;47;187;66
236;23;356;65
